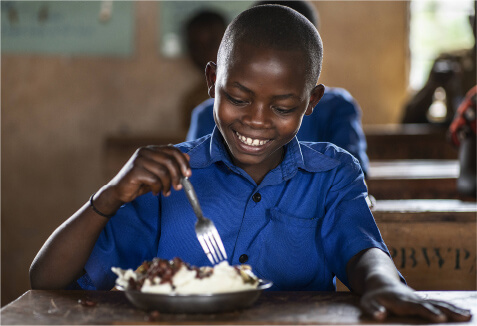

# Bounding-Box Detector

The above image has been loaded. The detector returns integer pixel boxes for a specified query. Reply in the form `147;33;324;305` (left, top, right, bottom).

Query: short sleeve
320;153;390;288
79;192;161;290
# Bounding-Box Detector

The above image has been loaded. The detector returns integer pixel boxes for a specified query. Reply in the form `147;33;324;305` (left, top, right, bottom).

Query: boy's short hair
253;0;319;28
217;4;323;89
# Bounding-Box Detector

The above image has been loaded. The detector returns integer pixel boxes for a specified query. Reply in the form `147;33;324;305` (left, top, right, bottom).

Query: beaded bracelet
89;192;114;219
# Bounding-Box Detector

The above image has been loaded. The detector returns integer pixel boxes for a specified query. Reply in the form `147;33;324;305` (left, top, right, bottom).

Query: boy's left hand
360;282;472;323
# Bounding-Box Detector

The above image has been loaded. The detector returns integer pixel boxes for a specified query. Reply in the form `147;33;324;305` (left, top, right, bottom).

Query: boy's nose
242;103;272;129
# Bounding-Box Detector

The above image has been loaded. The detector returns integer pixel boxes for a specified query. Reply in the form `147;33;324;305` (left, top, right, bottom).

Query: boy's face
206;42;324;179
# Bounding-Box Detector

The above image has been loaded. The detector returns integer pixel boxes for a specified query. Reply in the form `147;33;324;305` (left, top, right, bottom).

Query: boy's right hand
93;145;191;216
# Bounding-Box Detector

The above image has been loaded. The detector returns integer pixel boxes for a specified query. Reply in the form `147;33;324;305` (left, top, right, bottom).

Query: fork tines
197;228;227;265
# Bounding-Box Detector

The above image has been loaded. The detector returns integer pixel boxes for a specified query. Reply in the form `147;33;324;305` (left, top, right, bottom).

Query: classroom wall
1;1;409;306
317;1;409;124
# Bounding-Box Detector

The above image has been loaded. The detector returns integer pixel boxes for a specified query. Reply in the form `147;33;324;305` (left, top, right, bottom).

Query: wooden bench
364;124;456;160
366;160;463;200
372;199;477;291
337;199;476;291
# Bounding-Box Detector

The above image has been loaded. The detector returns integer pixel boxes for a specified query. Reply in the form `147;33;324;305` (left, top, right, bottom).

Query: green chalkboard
159;1;253;57
1;1;134;56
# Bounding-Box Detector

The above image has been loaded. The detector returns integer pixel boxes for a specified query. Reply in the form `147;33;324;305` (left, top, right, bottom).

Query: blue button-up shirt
79;128;389;291
186;87;369;175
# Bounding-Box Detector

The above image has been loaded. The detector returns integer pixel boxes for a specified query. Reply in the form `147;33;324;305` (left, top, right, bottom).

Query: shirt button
252;193;261;203
239;254;248;263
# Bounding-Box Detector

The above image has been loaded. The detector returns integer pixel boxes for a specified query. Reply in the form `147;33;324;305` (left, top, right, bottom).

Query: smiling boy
207;15;324;183
30;5;471;323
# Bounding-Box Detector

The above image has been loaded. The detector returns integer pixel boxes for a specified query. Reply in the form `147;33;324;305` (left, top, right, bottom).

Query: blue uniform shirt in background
77;128;392;291
186;87;369;175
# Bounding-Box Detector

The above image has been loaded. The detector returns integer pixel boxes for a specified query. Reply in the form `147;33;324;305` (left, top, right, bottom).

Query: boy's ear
205;62;217;98
305;84;325;116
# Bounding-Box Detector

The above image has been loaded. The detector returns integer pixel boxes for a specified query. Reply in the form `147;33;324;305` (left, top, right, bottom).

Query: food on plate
112;257;260;294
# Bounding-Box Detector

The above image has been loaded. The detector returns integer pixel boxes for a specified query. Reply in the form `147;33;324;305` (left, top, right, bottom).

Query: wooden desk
366;160;463;199
372;200;477;291
364;124;456;160
1;290;475;325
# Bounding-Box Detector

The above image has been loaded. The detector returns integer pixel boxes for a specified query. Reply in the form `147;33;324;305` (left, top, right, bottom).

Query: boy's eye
225;93;247;105
274;106;296;115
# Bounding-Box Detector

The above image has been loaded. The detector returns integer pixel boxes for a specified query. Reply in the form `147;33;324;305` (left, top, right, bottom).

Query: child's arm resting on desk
30;145;191;290
347;248;472;323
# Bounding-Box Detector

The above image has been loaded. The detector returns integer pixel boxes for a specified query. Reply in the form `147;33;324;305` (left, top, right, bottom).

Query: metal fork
181;177;227;265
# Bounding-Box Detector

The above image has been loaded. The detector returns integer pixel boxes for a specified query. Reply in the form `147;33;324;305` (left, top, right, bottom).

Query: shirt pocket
250;207;323;290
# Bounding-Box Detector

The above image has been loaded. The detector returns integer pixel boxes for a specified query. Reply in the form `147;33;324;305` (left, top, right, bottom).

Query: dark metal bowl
121;280;272;313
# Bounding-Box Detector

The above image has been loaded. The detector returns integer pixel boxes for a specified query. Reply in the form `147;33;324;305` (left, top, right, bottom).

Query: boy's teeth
236;132;269;146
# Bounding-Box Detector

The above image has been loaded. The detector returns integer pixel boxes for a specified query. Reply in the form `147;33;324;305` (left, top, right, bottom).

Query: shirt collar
281;137;340;179
187;127;340;181
187;127;231;168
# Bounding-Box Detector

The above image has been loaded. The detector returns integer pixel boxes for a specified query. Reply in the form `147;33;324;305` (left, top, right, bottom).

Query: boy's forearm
30;202;109;290
347;248;401;294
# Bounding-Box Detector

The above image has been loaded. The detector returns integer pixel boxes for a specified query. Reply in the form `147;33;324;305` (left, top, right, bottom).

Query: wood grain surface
1;290;476;325
364;124;456;160
366;160;467;200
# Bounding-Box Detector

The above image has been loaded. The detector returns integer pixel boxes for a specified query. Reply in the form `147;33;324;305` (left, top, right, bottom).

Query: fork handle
181;177;205;220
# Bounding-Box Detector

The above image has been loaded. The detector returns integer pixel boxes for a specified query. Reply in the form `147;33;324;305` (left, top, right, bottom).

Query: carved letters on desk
389;247;475;271
377;219;476;290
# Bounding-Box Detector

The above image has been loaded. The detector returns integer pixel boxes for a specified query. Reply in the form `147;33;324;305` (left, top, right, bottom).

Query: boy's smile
206;42;324;184
235;131;270;146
